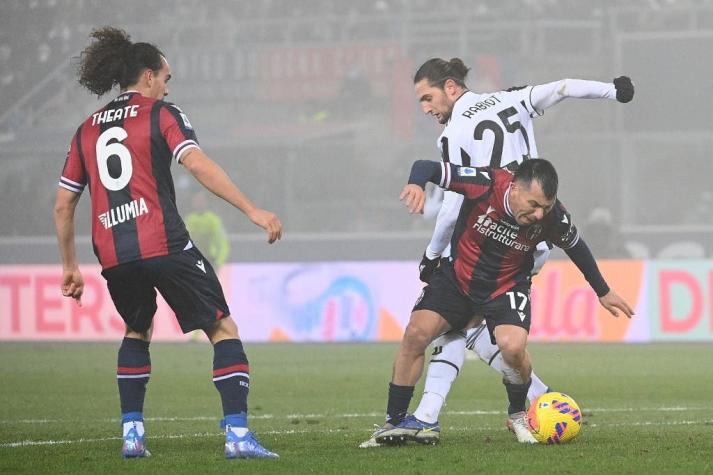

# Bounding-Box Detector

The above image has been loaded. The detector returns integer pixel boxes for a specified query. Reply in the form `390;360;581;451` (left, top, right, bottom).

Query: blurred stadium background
2;0;712;344
2;0;711;344
2;1;713;472
1;0;712;262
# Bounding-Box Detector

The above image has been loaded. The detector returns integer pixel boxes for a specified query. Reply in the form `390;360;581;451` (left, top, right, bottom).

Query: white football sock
413;332;466;424
527;372;549;402
414;392;446;424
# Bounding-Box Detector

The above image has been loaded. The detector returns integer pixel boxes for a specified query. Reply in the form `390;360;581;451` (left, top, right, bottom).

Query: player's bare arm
181;148;282;243
53;187;84;305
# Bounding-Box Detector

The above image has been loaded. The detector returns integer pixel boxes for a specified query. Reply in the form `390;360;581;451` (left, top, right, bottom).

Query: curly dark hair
76;26;164;97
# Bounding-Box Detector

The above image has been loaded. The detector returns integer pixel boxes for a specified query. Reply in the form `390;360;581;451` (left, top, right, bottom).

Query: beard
437;111;451;124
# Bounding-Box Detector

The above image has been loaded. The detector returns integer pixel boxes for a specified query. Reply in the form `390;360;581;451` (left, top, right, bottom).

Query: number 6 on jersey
96;126;132;191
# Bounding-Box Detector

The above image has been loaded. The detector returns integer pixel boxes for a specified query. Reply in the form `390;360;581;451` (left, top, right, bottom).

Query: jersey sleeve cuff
528;86;545;117
58;177;85;193
173;140;200;163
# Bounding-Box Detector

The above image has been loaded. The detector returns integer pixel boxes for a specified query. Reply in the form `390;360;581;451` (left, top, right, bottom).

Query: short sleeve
501;85;540;118
160;103;200;163
58;129;86;194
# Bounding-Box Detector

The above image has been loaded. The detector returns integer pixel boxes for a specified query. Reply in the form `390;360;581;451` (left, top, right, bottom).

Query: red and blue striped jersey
434;162;579;302
59;91;200;269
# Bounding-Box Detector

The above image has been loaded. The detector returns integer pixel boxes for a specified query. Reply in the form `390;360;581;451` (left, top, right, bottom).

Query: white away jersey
437;87;540;169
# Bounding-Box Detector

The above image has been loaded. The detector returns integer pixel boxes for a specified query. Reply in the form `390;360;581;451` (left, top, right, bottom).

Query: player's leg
103;263;157;458
204;317;278;459
389;309;451;419
369;269;472;447
151;247;277;459
491;323;537;444
371;309;450;446
483;286;537;444
413;330;467;424
466;324;549;403
118;326;153;458
361;327;456;449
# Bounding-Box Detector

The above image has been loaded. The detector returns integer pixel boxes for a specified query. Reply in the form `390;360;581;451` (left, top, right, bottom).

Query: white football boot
508;411;537;444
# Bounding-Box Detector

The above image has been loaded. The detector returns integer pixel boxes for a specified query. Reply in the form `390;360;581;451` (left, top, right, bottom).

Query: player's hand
61;267;84;307
418;252;439;283
599;290;634;318
248;208;283;244
613;76;634;103
399;184;425;214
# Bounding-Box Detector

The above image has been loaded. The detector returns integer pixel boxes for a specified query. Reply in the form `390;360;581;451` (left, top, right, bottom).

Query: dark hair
76;27;164;97
413;57;470;88
513;159;559;200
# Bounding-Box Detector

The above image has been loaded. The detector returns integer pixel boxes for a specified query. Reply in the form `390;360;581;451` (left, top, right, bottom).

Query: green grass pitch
1;342;712;473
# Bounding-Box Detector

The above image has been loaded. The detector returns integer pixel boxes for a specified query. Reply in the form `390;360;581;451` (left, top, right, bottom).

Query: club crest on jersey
458;167;478;176
525;224;543;240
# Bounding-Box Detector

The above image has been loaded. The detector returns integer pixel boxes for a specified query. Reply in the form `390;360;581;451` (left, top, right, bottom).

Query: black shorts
101;247;231;334
413;267;531;344
483;287;531;345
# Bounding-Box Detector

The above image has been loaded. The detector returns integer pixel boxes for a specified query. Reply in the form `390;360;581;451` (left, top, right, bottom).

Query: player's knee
403;323;434;354
497;336;526;365
205;315;239;344
431;340;466;369
125;326;151;342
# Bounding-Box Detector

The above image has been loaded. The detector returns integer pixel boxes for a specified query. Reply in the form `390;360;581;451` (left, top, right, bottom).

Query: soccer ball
527;392;582;444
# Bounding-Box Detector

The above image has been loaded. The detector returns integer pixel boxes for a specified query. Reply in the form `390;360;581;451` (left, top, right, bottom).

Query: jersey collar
448;90;475;125
504;183;515;218
117;90;141;99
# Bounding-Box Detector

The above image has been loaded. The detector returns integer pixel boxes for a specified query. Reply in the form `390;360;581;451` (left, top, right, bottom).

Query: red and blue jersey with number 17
59;91;200;269
435;162;580;303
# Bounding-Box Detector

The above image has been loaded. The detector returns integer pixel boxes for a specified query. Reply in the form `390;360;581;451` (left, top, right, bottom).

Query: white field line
0;406;700;425
2;419;713;449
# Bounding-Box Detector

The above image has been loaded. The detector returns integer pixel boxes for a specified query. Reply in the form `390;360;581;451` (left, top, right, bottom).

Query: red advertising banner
0;266;207;341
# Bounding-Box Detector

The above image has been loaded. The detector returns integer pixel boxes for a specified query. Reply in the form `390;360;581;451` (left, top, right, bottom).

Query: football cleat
225;427;279;459
122;425;150;458
508;411;538;444
375;415;440;445
369;422;408;446
358;424;386;448
508;387;554;432
359;422;394;449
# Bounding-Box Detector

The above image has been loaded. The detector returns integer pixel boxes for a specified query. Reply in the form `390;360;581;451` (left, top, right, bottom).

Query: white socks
414;332;466;423
526;372;549;402
414;392;445;424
